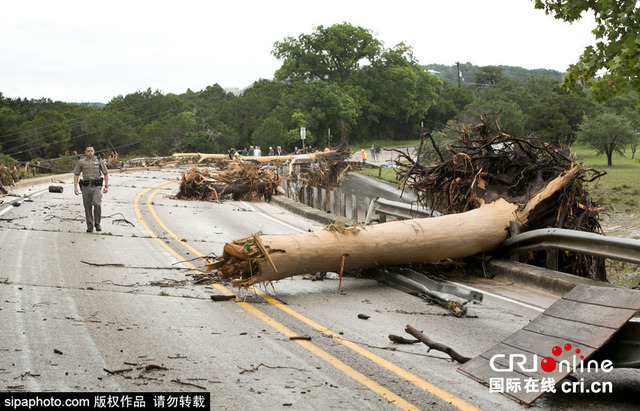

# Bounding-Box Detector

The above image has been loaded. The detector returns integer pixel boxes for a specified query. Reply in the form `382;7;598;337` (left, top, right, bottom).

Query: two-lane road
1;168;637;409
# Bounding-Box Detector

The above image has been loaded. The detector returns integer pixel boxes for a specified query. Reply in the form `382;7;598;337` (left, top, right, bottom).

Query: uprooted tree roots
173;163;282;202
394;118;605;232
389;117;606;277
172;146;352;203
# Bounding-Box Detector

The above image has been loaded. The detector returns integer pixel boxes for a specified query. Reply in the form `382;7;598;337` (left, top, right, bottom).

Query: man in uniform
73;145;109;232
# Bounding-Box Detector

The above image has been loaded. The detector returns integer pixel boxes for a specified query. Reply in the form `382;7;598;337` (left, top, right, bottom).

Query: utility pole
456;62;461;88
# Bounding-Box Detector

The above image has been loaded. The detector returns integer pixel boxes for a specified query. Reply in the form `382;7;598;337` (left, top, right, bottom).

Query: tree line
0;22;638;172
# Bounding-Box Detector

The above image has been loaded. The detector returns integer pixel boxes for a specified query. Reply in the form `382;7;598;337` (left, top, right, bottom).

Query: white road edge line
240;200;306;233
0;187;54;216
447;281;546;312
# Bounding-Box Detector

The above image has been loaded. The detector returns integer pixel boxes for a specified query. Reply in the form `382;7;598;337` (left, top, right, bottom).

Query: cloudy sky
0;0;596;103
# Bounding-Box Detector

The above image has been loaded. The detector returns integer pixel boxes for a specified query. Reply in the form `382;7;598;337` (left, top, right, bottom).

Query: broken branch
405;325;471;363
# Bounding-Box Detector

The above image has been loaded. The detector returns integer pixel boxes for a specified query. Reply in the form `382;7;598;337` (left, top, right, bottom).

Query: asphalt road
0;167;638;410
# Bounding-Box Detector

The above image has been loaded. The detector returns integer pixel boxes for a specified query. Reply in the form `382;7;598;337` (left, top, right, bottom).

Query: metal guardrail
364;197;437;225
503;228;640;265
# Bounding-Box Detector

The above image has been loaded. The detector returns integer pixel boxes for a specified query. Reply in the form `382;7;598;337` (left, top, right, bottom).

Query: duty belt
80;178;103;187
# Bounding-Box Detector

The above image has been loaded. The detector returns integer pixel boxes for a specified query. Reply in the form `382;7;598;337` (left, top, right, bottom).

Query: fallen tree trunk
219;199;518;286
209;165;581;287
173;149;344;164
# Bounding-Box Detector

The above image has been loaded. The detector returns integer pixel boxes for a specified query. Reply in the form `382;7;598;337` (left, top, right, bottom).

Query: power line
1;95;202;157
0;92;186;145
0;88;210;152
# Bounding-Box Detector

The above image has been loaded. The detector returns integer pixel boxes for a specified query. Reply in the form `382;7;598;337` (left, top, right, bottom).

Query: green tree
140;112;196;155
353;44;440;140
423;82;474;132
252;116;286;150
307;81;359;144
273;23;382;84
577;112;636;166
224;80;287;146
458;77;529;136
19;110;69;158
535;0;640;102
602;90;640;157
475;66;504;85
523;77;594;145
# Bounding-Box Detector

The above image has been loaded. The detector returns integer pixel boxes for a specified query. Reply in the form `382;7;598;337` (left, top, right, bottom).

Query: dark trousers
81;185;102;229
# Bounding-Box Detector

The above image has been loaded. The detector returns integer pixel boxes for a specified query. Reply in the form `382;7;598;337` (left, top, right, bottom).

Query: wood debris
173;164;281;202
204;120;607;286
392;116;605;276
404;325;471;363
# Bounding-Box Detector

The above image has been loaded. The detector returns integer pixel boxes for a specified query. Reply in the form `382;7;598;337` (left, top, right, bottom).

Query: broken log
172;148;346;164
218;197;518;287
208;165;583;287
388;334;420;344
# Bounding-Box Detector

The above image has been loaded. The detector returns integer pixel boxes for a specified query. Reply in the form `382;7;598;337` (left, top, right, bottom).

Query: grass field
357;166;400;183
571;144;640;287
570;143;640;211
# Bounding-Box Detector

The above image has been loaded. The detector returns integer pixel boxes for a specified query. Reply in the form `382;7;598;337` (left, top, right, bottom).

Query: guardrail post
312;186;319;209
351;194;358;221
546;250;559;271
509;221;520;261
321;188;327;212
329;190;337;214
364;197;371;220
593;257;607;281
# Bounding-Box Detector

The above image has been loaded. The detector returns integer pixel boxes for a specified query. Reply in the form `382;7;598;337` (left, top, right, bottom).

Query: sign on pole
300;127;306;149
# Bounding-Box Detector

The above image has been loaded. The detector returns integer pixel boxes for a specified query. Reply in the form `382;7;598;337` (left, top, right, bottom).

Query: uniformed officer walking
73;146;109;232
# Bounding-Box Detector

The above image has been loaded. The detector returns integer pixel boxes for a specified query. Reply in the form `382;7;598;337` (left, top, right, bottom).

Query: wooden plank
523;315;618;348
478;343;573;383
501;329;599;360
458;285;638;405
458;356;542;404
562;285;640;309
542;299;636;328
459;346;558;405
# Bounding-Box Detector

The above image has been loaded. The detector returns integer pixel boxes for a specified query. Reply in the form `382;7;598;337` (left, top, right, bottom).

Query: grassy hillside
424;62;564;85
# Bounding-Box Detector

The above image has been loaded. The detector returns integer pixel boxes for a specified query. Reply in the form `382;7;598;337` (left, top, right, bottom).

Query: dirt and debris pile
174;164;282;202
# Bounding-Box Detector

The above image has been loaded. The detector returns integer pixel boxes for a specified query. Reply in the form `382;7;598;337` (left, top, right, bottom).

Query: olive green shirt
73;157;108;180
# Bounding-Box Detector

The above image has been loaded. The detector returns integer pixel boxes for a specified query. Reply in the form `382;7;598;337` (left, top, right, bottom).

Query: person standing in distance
73;146;109;233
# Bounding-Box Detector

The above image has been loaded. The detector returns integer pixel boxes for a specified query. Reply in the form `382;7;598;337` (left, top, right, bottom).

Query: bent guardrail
503;228;640;265
364;197;436;225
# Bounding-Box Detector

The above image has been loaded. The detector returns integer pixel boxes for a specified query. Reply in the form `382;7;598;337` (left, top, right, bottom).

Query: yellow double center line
134;181;480;411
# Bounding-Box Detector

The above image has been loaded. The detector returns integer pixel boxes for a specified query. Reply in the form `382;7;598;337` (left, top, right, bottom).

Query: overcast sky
0;0;596;103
